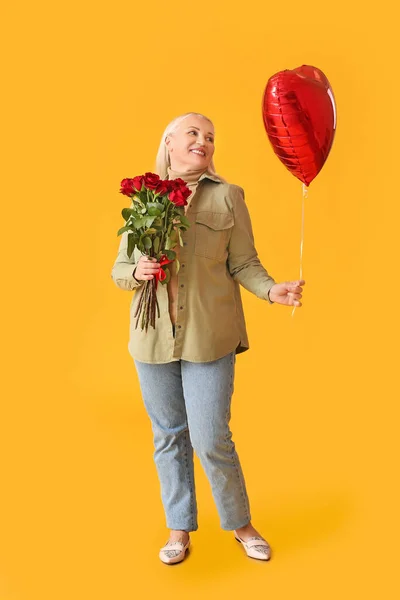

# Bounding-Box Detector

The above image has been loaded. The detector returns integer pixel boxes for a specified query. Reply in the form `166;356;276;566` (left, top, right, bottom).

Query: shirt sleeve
111;229;144;291
227;185;276;304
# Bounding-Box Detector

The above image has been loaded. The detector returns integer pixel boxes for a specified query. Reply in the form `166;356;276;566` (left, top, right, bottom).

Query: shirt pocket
194;210;234;262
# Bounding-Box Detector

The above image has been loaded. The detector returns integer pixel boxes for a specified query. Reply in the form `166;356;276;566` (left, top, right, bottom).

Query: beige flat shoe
234;531;271;561
159;537;190;565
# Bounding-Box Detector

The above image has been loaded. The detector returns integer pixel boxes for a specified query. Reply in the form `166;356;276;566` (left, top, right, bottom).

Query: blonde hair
154;112;227;182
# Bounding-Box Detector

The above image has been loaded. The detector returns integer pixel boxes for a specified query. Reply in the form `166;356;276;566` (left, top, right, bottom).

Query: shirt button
182;264;185;267
184;242;187;246
178;325;182;329
180;284;184;288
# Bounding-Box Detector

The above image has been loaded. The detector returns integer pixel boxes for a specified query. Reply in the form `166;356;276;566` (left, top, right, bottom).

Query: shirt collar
198;171;222;183
166;169;222;184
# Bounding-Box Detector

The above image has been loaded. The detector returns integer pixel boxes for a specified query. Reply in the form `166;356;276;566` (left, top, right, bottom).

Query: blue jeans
133;343;252;532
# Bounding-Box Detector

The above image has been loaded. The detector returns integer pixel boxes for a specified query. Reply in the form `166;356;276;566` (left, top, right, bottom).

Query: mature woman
111;111;305;564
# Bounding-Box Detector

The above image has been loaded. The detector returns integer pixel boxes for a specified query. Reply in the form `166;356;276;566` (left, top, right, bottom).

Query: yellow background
1;1;399;598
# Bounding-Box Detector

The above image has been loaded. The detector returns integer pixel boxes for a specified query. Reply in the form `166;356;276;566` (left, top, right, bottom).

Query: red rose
169;178;191;193
169;188;190;207
155;179;172;196
170;177;186;189
132;175;144;192
143;172;161;190
163;179;176;191
120;176;143;196
179;183;191;200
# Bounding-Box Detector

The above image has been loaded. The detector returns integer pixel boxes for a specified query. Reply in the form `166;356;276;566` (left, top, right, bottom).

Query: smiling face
165;115;215;171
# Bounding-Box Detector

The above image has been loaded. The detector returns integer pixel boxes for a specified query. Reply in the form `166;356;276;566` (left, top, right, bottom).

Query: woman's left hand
269;280;305;307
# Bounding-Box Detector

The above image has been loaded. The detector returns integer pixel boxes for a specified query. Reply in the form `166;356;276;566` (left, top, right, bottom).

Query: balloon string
291;183;307;317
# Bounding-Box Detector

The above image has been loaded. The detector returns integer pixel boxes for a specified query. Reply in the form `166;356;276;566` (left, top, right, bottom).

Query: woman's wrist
267;285;275;303
132;266;140;283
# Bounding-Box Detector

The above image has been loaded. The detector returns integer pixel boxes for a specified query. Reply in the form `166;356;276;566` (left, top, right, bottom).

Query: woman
111;112;305;564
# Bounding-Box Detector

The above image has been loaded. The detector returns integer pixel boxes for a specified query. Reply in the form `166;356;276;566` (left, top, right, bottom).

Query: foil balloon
262;65;336;186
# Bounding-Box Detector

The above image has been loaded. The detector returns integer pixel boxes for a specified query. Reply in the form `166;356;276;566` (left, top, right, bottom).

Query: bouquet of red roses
118;172;192;332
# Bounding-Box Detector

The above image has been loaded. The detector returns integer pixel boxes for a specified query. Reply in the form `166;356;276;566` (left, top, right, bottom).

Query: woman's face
165;115;215;171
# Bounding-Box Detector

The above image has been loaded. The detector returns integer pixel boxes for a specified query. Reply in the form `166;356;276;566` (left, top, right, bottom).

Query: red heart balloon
262;65;336;186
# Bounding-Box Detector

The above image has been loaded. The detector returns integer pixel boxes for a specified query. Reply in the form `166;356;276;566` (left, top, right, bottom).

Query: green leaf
143;236;152;249
178;229;183;246
122;207;134;221
137;191;148;203
147;202;164;213
117;225;134;236
145;216;157;228
134;217;146;229
178;214;191;228
127;233;135;258
170;229;178;242
162;267;171;284
164;235;173;250
164;249;176;261
148;207;161;217
175;259;180;274
153;236;160;254
144;227;157;235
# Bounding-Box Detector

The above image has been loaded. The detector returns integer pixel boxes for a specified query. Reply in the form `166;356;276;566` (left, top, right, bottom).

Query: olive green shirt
111;171;276;363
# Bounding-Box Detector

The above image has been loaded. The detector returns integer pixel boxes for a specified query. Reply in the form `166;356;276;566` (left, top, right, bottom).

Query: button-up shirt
111;170;276;363
165;169;201;327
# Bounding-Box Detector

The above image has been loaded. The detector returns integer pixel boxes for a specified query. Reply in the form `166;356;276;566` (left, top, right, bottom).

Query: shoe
234;531;271;561
159;536;190;565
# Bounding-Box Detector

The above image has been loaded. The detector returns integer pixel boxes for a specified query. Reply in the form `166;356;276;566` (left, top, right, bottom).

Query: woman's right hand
133;255;161;281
